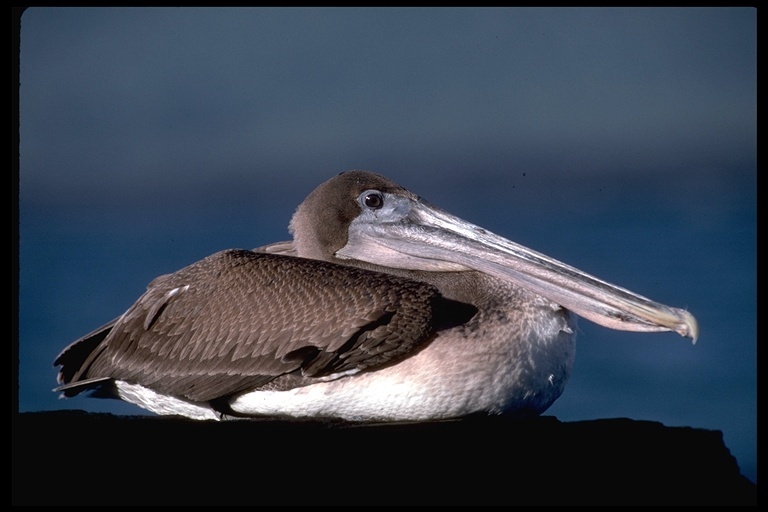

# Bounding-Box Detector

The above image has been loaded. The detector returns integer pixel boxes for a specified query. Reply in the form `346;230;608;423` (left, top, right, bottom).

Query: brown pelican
54;170;698;421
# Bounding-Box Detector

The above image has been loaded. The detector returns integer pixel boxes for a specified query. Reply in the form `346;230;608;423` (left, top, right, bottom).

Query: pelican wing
54;249;445;402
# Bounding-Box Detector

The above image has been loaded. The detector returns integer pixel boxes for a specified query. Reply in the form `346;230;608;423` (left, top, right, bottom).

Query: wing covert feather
73;249;444;401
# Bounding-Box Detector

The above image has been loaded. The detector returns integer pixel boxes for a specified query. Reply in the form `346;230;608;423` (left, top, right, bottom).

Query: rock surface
13;411;756;505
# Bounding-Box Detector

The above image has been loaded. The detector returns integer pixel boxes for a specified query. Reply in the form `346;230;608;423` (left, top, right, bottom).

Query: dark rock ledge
13;411;756;506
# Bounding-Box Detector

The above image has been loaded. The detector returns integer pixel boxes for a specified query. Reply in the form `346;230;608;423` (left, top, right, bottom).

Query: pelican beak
336;193;698;342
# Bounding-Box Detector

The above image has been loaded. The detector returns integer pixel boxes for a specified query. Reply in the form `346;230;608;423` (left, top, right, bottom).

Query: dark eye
363;192;384;209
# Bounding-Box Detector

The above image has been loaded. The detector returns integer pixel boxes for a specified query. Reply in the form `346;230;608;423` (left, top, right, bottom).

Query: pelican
54;170;698;421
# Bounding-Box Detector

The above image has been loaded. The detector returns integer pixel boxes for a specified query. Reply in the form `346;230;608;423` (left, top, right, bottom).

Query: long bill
337;196;698;343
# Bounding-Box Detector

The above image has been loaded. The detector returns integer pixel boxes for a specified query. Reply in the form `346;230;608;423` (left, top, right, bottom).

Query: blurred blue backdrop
17;8;756;483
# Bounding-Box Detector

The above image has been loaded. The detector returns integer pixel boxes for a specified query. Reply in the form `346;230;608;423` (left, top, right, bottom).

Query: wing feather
55;249;444;402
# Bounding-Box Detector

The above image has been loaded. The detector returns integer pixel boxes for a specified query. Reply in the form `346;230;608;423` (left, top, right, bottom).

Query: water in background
17;169;756;483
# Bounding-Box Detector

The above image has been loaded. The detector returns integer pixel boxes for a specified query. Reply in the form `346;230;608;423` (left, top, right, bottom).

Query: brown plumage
55;248;478;402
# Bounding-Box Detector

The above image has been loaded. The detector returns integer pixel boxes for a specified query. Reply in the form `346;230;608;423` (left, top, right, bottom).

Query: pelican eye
362;191;384;209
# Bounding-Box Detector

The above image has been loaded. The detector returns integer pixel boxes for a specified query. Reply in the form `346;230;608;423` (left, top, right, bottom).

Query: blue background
17;8;756;483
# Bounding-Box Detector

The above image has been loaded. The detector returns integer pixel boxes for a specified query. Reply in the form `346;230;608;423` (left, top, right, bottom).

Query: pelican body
54;171;697;421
